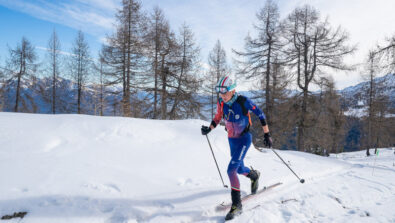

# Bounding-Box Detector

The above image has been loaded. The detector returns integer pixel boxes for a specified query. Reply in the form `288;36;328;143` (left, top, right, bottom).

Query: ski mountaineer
201;76;273;221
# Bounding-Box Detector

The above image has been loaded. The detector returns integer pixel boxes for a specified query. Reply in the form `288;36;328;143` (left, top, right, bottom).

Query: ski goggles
215;83;236;94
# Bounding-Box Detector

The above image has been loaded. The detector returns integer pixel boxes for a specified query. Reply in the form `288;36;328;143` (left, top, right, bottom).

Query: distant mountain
1;73;394;117
1;77;123;115
338;73;395;112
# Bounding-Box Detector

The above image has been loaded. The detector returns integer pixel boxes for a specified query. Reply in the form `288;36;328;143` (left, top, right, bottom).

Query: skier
201;76;272;220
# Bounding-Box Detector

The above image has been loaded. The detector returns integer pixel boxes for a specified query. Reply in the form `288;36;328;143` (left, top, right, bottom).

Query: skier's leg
237;133;260;194
236;133;252;176
227;133;251;190
225;135;252;221
227;157;242;191
239;132;252;159
237;160;250;176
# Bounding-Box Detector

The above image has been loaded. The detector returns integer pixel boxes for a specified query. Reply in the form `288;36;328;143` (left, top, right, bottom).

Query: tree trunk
52;55;56;114
99;62;104;116
153;18;159;119
124;4;132;117
160;55;167;119
265;38;272;124
14;50;25;112
298;89;308;151
14;73;22;112
77;84;81;114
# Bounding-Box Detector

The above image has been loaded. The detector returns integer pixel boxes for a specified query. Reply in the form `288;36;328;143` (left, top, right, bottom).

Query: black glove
263;132;273;148
201;125;211;135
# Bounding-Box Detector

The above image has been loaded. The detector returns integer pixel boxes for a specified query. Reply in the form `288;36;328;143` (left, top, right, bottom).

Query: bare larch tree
101;0;145;117
282;5;356;151
233;0;282;124
70;30;91;114
168;23;201;120
205;40;230;118
146;7;172;119
6;37;37;112
47;29;61;114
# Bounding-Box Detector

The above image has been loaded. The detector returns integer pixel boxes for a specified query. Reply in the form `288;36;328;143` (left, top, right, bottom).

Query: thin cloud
36;46;74;57
36;46;96;62
74;0;119;11
0;0;116;36
2;0;395;89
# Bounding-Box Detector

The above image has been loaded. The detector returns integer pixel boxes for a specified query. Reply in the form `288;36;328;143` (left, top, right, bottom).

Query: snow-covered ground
343;107;367;118
0;112;394;223
343;107;395;118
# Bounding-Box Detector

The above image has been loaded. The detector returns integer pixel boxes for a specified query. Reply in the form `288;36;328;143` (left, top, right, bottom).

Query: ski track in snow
0;112;394;223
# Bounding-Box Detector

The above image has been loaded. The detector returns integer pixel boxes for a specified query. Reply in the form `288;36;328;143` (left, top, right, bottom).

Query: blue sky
0;1;109;62
1;0;395;90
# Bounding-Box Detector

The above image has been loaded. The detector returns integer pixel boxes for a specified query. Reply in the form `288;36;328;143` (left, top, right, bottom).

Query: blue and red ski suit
211;94;267;191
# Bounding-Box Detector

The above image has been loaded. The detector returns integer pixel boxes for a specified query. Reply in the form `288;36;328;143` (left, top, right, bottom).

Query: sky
0;0;394;90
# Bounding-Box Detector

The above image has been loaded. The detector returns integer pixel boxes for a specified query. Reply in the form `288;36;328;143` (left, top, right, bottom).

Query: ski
216;182;282;212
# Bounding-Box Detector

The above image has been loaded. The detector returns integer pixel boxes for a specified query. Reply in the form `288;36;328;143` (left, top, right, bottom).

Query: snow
344;107;367;117
0;112;394;223
343;107;395;118
357;100;364;106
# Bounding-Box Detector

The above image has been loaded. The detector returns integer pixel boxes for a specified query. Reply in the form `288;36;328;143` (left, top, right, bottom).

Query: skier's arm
262;124;270;134
244;98;272;146
210;101;224;129
244;97;272;147
244;98;270;132
201;101;223;135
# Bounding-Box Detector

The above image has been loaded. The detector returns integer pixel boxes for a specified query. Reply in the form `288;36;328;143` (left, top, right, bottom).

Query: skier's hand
201;125;211;135
263;132;272;148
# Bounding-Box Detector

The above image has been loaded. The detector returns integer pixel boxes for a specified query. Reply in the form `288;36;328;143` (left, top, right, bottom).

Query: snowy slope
339;73;395;111
0;113;394;223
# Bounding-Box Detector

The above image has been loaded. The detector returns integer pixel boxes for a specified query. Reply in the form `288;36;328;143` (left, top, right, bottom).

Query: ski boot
225;190;242;221
247;168;260;194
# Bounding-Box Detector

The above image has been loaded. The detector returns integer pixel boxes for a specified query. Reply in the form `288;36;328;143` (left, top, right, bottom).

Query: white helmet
215;76;236;94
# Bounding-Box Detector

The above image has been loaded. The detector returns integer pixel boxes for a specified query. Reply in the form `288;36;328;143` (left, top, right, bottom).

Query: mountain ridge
1;73;394;115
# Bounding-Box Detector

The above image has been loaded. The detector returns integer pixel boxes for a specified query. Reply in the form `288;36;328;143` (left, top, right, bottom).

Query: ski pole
205;135;228;188
271;148;305;184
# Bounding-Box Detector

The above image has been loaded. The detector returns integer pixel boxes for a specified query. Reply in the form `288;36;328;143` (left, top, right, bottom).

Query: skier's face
220;90;235;102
